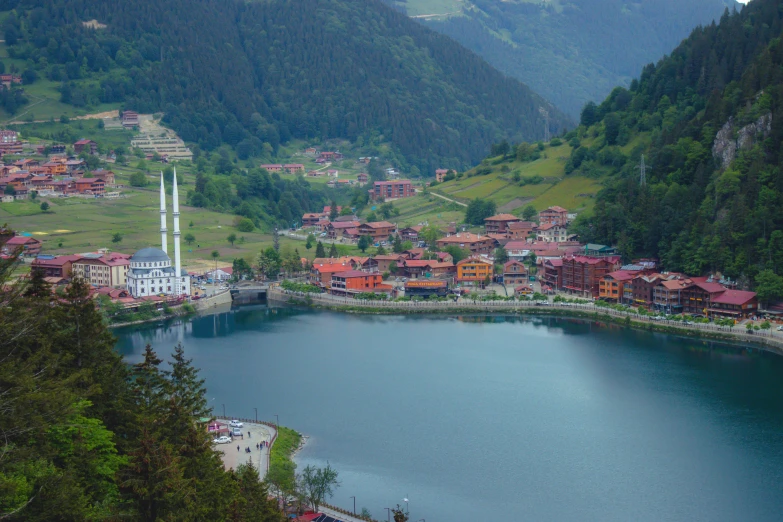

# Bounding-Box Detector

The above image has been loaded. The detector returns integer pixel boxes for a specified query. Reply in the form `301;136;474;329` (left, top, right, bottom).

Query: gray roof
129;266;189;277
130;247;170;263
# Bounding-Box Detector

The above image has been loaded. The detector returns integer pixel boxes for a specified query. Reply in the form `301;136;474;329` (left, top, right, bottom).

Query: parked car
191;295;200;300
213;436;231;444
777;326;783;331
229;420;244;428
231;427;242;437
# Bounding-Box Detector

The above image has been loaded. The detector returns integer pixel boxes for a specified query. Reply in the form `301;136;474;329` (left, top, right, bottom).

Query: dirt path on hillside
429;191;467;207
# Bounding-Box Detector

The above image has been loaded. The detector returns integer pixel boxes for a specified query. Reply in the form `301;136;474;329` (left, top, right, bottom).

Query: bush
549;138;563;146
129;171;148;187
281;279;322;293
236;217;255;232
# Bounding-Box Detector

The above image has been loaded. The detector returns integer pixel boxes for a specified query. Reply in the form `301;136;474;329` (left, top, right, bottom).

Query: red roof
693;282;726;294
402;259;438;268
312;263;351;273
484;213;520;222
711;289;756;306
332;270;375;278
360;221;395;229
543;206;568;213
33;254;80;266
605;270;636;281
545;258;563;267
504;260;526;269
6;236;38;245
329;221;360;229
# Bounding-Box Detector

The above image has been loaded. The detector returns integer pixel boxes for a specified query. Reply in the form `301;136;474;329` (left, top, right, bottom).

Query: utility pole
539;106;550;142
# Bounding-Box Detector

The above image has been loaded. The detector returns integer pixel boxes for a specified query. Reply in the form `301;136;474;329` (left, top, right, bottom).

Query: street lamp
253;407;258;423
349;496;356;516
222;403;226;418
384;508;391;522
403;496;409;514
275;414;279;433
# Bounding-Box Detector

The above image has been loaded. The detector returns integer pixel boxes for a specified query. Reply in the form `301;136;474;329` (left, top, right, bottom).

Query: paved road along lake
115;307;783;521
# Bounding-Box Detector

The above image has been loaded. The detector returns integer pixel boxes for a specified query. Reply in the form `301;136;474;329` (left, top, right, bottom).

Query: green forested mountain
559;0;783;295
3;0;569;172
391;0;736;118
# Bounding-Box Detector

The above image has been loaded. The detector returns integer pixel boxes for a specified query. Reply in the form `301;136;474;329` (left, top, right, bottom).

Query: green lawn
0;189;288;270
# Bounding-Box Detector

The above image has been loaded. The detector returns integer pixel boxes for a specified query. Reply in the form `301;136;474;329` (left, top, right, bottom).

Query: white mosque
127;171;191;298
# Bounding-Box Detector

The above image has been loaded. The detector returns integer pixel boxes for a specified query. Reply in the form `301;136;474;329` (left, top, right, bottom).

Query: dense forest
550;0;783;297
2;0;569;173
0;247;283;520
394;0;734;117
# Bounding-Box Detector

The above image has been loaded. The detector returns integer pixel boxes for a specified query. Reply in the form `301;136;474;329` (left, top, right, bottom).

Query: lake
114;306;783;521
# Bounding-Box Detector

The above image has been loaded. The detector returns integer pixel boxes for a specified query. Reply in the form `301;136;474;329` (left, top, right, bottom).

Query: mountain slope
5;0;570;172
562;0;783;288
391;0;736;118
439;0;783;295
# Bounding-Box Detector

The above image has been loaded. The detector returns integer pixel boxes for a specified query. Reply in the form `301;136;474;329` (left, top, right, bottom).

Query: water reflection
114;306;783;522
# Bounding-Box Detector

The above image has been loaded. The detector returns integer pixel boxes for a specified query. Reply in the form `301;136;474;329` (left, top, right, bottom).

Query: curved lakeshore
115;308;783;521
268;287;783;355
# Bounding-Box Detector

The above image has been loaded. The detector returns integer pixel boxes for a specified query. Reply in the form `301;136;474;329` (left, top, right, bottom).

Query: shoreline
269;288;783;356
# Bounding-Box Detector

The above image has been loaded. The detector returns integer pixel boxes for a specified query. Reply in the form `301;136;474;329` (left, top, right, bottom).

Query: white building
127;171;190;298
536;223;568;243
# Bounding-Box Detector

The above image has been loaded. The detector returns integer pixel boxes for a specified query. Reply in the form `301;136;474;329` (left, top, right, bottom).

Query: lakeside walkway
213;419;276;481
270;287;783;354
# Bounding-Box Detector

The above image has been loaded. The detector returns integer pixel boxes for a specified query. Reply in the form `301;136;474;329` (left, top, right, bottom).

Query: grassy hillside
430;139;602;215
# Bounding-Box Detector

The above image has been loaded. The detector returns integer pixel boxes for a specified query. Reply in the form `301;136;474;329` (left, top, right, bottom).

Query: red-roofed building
4;236;42;257
283;164;305;174
599;270;636;302
398;226;422;242
435;168;449;182
73;139;98;155
72;253;130;287
484;214;521;235
357;221;397;241
74;178;105;195
32;254;80;278
309;262;352;286
537;223;568;242
372;254;406;273
503;260;528;286
539;206;569;226
326;221;360;239
260;164;283;172
318;151;343;162
436;232;495;255
370;180;413;201
562;255;622;297
709;290;758;318
542;258;563;289
507;221;538;239
401;259;455;278
302;212;327;227
456;255;494;284
330;270;389;295
678;281;726;315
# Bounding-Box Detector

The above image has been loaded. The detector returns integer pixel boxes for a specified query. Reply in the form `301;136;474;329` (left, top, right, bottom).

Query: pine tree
123;345;189;521
315;241;326;258
329;243;338;258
